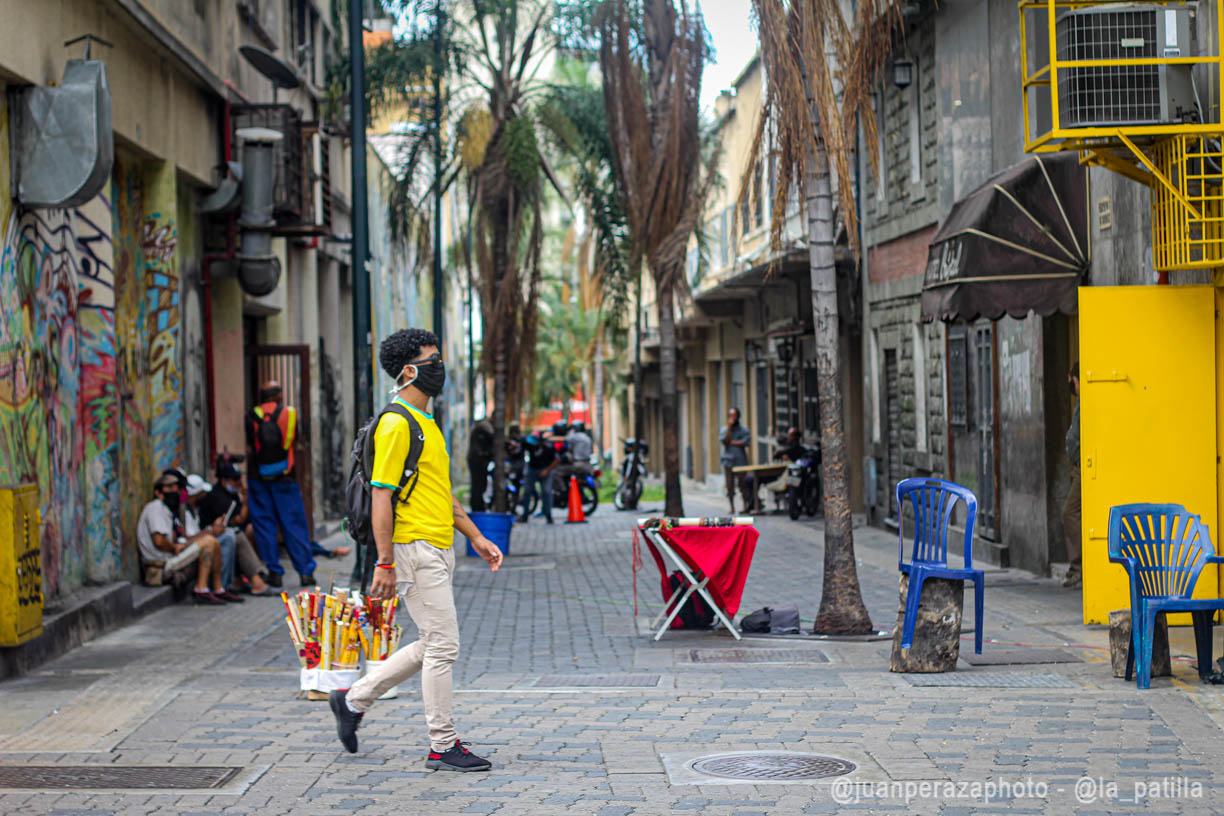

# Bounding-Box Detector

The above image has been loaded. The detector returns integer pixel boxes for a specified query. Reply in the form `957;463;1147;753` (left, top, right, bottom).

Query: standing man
1063;364;1082;588
467;418;495;511
519;432;558;524
329;328;503;771
246;381;316;587
720;407;751;514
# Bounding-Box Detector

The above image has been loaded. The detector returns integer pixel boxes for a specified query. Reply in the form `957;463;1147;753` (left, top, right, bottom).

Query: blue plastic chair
1107;503;1224;689
896;478;984;654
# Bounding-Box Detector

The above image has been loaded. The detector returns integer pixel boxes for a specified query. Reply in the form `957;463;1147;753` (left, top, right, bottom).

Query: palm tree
742;0;902;634
371;0;567;512
598;0;716;518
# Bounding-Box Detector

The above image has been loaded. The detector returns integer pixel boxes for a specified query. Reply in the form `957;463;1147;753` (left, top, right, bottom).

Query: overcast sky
700;0;758;112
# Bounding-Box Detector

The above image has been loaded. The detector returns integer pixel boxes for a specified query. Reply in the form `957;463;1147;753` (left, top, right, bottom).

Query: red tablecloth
653;526;758;616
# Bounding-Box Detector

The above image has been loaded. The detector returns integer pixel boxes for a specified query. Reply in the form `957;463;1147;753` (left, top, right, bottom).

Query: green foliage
503;116;542;190
536;80;633;347
533;284;600;410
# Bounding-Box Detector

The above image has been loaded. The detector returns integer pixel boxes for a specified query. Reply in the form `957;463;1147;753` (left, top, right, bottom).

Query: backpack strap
378;403;427;505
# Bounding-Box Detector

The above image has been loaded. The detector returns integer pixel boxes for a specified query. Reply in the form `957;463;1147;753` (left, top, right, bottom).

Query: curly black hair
379;328;439;377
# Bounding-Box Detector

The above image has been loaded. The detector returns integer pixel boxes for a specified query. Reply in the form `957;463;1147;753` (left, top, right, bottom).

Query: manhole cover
534;674;660;687
0;765;243;790
902;672;1075;688
688;648;828;664
960;648;1080;666
689;752;855;780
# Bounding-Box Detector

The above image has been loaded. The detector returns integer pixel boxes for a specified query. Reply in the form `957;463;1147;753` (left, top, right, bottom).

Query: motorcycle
614;438;649;511
483;459;525;510
785;444;823;520
516;462;599;518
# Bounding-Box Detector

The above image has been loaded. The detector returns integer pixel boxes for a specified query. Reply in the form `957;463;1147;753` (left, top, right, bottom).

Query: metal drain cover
688;648;828;664
902;672;1075;688
960;648;1080;666
689;751;856;781
534;673;660;687
0;765;243;790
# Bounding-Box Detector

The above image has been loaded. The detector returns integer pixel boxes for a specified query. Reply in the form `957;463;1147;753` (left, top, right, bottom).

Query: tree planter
1109;608;1172;679
889;574;964;673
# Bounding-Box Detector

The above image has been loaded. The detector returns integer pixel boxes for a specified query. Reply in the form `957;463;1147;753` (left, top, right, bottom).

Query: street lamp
773;335;795;366
892;58;915;90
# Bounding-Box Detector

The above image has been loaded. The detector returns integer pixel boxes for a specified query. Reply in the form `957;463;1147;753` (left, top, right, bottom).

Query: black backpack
250;404;289;475
667;571;715;630
344;402;426;560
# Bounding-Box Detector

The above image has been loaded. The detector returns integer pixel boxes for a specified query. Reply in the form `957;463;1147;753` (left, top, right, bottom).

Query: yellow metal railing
1149;135;1224;269
1020;0;1224;272
1020;0;1224;154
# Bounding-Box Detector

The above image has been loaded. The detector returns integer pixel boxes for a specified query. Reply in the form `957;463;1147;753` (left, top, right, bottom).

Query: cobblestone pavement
3;484;1224;814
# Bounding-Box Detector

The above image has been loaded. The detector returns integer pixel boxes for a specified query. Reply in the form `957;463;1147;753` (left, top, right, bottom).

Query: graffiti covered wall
0;94;191;600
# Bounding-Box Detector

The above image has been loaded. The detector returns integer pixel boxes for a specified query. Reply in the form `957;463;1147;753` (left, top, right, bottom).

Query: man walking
720;407;751;514
329;328;503;771
1063;364;1082;588
246;381;316;587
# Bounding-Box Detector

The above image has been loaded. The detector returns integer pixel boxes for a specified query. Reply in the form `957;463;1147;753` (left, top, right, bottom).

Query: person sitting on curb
136;472;237;605
195;464;274;596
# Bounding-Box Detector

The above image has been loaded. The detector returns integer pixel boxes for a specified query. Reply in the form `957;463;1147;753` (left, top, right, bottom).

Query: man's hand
173;539;188;555
370;567;397;599
209;519;226;536
470;536;503;572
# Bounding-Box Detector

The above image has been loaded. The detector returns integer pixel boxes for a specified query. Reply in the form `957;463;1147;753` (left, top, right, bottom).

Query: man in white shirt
136;472;235;605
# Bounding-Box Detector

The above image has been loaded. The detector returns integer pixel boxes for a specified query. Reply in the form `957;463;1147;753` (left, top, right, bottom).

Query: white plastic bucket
300;667;361;693
365;658;400;699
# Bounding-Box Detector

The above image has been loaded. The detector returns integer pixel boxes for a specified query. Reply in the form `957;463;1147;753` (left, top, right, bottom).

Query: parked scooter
785;444;823;520
483;459;525;510
614;438;649;511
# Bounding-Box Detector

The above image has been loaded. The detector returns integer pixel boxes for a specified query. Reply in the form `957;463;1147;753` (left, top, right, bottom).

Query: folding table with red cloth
633;517;759;641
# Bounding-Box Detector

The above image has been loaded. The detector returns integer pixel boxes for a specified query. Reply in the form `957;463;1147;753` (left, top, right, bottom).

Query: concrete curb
0;581;173;680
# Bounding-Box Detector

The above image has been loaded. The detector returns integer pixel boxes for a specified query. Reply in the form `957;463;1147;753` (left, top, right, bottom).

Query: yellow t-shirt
370;399;454;549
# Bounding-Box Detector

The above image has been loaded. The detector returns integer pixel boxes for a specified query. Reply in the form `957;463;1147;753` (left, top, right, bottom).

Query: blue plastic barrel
465;511;513;557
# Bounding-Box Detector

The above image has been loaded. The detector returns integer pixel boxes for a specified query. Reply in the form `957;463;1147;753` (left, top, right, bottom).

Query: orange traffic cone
565;475;588;524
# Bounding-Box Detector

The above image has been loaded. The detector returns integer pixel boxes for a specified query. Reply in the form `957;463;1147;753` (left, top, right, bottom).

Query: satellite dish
240;45;301;89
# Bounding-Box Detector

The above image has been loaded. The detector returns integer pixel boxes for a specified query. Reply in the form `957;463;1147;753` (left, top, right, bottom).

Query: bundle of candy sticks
282;588;403;669
365;597;401;661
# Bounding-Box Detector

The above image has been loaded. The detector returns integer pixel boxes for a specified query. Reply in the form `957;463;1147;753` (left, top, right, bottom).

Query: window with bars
948;326;969;427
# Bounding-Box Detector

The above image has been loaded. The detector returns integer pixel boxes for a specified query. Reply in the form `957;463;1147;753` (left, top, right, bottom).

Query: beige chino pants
347;540;459;751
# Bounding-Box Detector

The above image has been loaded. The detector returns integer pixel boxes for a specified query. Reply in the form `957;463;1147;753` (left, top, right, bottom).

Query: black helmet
552;420;569;435
570;420;586;433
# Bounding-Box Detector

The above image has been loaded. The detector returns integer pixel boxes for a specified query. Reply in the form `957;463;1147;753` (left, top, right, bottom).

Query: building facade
0;0;467;605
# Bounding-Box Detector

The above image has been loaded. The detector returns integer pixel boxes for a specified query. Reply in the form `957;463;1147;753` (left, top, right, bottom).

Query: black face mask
409;361;447;398
161;492;181;513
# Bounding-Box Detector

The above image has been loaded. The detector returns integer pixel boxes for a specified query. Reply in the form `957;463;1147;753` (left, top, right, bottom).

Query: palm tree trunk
656;279;684;517
491;336;508;513
593;331;605;458
805;138;873;636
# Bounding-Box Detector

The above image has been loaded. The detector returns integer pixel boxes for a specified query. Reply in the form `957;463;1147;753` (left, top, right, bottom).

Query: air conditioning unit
1055;4;1197;128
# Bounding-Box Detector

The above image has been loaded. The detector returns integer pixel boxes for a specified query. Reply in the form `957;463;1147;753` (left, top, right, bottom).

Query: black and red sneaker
328;690;363;753
426;740;492;772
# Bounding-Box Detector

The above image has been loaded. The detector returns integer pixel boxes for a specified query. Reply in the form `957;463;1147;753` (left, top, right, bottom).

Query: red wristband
375;562;395;570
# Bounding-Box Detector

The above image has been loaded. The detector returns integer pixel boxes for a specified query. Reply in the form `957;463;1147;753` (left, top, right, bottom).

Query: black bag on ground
666;571;715;629
740;605;801;634
344;402;426;588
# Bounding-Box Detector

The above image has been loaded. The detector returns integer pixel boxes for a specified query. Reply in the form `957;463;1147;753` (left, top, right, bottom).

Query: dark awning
921;152;1089;322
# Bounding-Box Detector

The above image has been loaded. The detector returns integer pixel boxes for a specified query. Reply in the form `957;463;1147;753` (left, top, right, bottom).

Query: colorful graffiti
75;196;122;583
0;115;191;598
141;161;182;475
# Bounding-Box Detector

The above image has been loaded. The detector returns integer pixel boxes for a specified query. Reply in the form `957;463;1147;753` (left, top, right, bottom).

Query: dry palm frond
741;0;902;256
599;0;716;295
